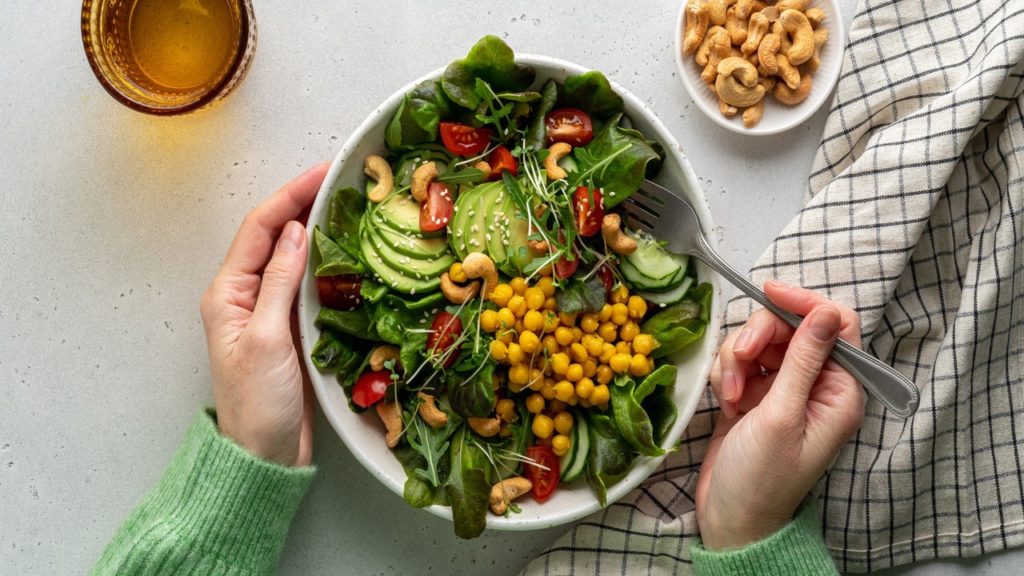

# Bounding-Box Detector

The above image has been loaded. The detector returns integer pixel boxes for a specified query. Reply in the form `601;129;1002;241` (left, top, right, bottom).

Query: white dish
674;0;845;135
298;54;724;531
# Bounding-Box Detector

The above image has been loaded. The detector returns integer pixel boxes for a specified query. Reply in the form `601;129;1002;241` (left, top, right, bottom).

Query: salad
310;36;712;538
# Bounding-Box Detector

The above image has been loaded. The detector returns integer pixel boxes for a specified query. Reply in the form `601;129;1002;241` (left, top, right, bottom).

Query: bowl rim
299;53;724;531
672;0;846;136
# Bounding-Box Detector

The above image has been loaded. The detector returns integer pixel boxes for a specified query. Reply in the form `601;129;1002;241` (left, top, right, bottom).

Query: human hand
200;163;329;467
695;281;865;550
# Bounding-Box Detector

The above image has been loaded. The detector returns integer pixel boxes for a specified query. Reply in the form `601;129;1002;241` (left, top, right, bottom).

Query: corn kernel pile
478;276;659;456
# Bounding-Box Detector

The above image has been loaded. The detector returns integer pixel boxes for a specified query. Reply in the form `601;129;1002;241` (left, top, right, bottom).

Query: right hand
695;281;866;550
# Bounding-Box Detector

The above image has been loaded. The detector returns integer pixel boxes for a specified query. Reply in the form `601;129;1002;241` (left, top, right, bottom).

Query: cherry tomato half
545;108;594;147
440;122;492;156
420;182;454;233
572;186;604;237
317;275;363;310
597;264;614;295
427;311;463;367
554;252;579;279
487;145;518;181
525;445;560;502
352;370;392;408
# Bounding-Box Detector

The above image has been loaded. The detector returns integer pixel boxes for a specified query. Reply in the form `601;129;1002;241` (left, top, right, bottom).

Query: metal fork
621;179;920;418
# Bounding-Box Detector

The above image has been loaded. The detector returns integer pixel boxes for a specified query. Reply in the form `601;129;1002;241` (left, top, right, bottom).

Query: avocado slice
449;184;482;259
366;224;454;277
375;192;443;238
360;229;441;295
375;222;449;260
502;192;536;273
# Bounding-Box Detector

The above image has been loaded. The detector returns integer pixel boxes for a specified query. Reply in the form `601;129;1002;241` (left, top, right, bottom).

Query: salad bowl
298;48;724;532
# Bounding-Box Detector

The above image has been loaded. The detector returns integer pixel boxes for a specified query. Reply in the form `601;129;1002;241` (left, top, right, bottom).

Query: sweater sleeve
691;502;838;576
91;410;315;576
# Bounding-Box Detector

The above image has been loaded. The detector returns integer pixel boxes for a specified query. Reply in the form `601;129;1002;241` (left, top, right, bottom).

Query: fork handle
695;237;920;418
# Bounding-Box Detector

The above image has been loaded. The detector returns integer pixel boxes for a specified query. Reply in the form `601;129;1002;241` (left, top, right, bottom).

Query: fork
621;179;920;418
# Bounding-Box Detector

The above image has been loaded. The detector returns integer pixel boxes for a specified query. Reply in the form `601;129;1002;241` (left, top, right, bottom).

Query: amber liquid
86;0;251;112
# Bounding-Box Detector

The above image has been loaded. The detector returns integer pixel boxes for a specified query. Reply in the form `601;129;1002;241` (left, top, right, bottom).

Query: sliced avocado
463;182;492;256
360;230;441;295
375;192;443;238
376;222;449;260
366;224;455;277
449;184;482;259
503;193;537;273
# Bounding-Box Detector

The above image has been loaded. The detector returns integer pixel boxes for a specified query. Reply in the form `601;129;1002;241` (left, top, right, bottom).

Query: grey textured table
1;1;1019;574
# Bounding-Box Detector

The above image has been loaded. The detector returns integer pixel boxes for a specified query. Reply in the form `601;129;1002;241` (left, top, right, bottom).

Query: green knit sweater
92;410;836;575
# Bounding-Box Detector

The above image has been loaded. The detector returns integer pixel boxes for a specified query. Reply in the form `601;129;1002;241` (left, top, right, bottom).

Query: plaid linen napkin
522;0;1024;573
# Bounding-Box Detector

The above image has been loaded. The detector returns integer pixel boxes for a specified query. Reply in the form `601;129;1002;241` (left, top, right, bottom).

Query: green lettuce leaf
561;71;624;119
441;36;535;109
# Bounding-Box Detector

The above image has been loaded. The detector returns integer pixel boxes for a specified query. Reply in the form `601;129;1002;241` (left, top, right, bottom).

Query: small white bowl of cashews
674;0;845;135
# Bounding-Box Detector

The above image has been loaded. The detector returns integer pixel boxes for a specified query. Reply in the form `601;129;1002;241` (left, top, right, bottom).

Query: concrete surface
1;0;1020;574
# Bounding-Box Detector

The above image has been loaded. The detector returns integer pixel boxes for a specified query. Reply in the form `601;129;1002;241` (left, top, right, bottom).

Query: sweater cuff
691;502;838;576
156;410;315;573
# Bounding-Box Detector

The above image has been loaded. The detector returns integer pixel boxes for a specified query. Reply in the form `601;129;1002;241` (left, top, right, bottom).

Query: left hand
199;163;329;467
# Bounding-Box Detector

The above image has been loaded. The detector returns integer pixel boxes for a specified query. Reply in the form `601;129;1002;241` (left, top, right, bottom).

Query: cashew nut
773;72;812;105
775;53;801;90
776;0;808;10
718;95;739;117
369;345;400;371
742;99;764;128
805;7;825;28
440;272;480;304
364;155;394;203
601;213;638;255
544;142;572;181
734;0;765;20
376;401;402;448
715;57;765;107
741;12;769;55
724;6;747;46
461;252;498;298
527;239;550;253
806;27;829;72
489;476;532;515
757;33;781;76
772;20;792;53
468;416;501;438
411;161;438;203
416;392;448;429
706;0;729;27
696;25;727;66
780;9;813;66
473;160;491;174
701;29;732;84
759;5;781;22
682;0;710;54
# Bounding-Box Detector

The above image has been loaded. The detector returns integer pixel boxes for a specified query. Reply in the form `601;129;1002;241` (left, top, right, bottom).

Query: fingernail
721;400;737;419
721;369;737;402
733;327;752;353
809;306;841;342
280;221;303;252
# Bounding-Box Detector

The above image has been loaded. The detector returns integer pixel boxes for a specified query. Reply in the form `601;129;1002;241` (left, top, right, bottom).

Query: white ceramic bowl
674;0;845;135
298;55;724;531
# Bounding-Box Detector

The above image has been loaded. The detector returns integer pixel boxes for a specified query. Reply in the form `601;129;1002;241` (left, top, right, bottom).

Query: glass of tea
81;0;257;115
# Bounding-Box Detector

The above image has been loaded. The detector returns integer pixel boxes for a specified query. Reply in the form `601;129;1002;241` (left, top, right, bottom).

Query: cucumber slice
639;276;694;307
620;259;683;291
561;411;590;482
623;234;682;282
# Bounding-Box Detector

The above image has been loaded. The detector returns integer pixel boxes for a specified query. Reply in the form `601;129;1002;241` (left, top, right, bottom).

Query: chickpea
583;335;604;358
507;342;525;365
599;342;616;363
548;400;568;413
508;364;530;385
497;398;518;422
525;393;545;414
629;354;650;377
522;310;544;333
549;352;570;375
490;284;513;307
569;343;589;363
632;334;656;356
519;330;540;354
552;434;571;456
497;329;515;345
540;382;557;400
580;313;599;333
480;309;499;332
619;320;640;342
449;262;468;283
537;276;556;298
542;311;560;333
507;295;527;318
611;303;630;325
570;327;584;342
509;277;528;296
532;414;554;438
615;341;632;355
557;311;578;326
499;423;512;438
598;321;618;342
582;359;598;378
575;377;594;399
554;411;574;435
543;297;558;311
496;308;516;330
590;384;610;405
610;353;631;374
489;340;508;362
565;363;584;383
627;295;648;319
541;335;560;357
524;287;546;311
610;285;629;304
598;303;613;322
554;380;575;402
595;364;614;385
554;326;574;346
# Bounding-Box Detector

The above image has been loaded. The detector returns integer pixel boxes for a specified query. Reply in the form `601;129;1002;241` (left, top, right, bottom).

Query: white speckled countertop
0;1;1019;574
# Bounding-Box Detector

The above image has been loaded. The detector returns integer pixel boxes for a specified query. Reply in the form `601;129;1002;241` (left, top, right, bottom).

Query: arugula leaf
555;275;607;313
393;444;451;508
561;71;624;119
437;167;486;186
445;427;492;539
314;226;364;276
640;283;713;358
441;36;536;109
585;411;635;506
327;186;366;257
405;408;458;488
573;113;663;208
526;79;558;150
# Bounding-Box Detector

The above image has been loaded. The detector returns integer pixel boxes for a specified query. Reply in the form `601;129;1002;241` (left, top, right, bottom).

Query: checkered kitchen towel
522;0;1024;573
